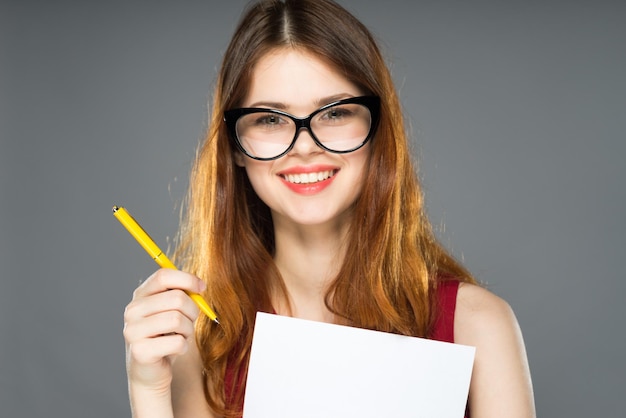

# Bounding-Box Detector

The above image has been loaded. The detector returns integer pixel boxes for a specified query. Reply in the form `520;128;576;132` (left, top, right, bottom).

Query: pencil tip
112;205;119;213
214;318;220;325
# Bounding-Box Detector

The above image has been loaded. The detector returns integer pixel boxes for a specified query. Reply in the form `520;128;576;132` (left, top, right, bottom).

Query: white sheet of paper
243;312;475;418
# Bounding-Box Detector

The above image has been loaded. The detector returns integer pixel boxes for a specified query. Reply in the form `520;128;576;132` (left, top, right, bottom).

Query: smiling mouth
280;170;338;184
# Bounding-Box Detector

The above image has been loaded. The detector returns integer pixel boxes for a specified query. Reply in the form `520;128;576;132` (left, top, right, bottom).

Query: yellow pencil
112;205;219;324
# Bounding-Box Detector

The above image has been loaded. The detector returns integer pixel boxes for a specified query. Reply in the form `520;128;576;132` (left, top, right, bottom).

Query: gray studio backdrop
1;1;624;417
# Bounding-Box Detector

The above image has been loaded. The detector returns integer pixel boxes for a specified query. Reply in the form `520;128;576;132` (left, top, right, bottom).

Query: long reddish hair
174;0;475;416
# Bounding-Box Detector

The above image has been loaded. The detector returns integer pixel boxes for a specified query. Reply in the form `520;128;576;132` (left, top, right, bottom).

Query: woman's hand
123;269;205;401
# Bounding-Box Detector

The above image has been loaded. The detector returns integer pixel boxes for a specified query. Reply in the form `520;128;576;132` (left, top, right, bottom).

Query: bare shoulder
454;283;536;418
455;282;518;342
171;336;216;418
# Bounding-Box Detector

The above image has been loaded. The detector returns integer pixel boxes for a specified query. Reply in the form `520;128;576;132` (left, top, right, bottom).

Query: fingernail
198;280;207;292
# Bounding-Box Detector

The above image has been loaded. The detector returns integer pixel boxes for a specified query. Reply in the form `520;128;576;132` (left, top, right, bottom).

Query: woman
122;1;535;417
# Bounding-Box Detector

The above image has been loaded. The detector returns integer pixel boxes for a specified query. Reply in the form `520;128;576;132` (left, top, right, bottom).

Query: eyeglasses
224;96;380;161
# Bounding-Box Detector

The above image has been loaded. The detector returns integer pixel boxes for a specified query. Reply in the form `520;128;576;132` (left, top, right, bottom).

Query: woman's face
234;48;370;229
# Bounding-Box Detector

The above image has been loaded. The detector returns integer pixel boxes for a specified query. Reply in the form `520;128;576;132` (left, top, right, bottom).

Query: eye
317;105;357;125
255;114;280;125
249;112;290;129
322;107;351;120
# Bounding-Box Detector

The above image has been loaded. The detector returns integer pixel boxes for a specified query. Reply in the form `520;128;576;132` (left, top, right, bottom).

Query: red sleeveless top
225;280;470;417
432;280;471;418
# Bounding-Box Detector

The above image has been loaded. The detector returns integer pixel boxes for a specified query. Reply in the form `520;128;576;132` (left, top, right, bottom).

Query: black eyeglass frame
223;95;381;161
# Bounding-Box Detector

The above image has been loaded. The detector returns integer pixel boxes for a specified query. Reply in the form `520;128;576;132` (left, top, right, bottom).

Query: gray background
1;0;624;416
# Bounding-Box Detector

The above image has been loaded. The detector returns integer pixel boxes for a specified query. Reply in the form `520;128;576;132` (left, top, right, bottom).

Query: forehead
243;47;362;109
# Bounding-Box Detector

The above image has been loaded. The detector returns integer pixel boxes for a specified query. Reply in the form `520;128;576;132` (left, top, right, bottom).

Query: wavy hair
174;0;475;416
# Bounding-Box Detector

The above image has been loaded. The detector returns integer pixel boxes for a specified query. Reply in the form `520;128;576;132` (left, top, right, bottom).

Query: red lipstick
277;165;339;195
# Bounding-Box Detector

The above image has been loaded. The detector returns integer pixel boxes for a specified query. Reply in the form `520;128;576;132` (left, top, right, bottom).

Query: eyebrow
247;93;356;110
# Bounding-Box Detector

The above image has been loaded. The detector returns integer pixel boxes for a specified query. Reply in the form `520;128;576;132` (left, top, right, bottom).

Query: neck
272;216;349;322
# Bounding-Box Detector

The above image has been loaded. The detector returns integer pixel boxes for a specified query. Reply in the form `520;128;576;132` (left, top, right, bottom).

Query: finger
128;334;190;365
133;268;205;299
124;288;200;324
124;310;196;345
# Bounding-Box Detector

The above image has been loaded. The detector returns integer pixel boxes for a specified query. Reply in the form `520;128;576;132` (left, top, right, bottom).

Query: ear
233;151;246;167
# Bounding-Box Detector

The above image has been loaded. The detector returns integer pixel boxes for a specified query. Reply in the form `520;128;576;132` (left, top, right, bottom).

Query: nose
288;127;323;156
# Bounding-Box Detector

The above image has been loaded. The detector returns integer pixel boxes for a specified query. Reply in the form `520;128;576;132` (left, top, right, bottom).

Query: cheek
351;148;371;180
242;161;275;197
351;152;372;196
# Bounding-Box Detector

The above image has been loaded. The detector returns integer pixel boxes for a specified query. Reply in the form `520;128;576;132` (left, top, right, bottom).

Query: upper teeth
284;170;334;184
